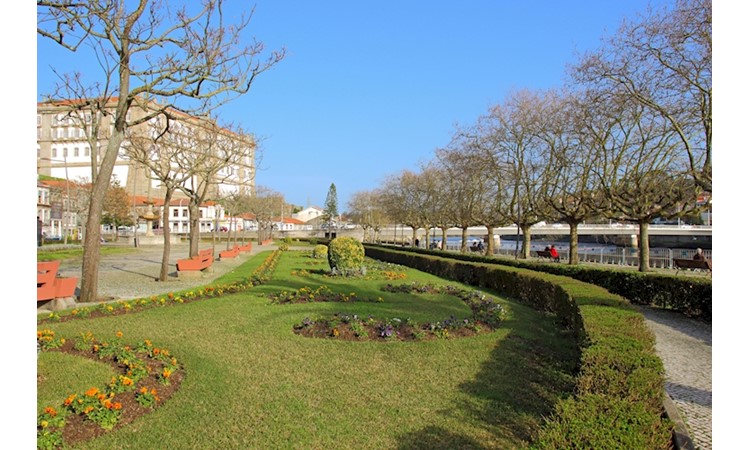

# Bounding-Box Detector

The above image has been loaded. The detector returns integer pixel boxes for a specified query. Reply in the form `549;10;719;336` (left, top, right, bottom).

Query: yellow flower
40;420;49;428
116;331;123;338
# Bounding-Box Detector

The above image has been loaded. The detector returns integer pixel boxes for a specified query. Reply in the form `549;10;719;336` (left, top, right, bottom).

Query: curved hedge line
364;245;672;449
374;245;711;322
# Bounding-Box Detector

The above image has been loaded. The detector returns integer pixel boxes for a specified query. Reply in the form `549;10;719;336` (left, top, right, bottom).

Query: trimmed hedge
373;245;711;322
364;245;672;449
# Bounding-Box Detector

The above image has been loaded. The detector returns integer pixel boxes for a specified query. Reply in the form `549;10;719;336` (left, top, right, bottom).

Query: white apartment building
37;98;255;235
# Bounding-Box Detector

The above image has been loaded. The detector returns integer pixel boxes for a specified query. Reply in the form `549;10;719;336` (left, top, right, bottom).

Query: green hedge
376;246;711;322
364;245;672;449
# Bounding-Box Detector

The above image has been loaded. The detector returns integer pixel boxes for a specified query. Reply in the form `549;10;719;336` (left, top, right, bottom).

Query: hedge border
364;245;673;449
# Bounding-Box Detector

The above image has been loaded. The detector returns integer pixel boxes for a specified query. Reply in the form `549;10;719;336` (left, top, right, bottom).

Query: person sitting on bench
693;248;706;261
549;245;560;262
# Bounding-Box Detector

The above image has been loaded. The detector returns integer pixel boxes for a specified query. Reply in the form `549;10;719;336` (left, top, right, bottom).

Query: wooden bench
37;260;78;302
673;258;712;272
536;250;553;259
176;248;214;271
219;245;240;259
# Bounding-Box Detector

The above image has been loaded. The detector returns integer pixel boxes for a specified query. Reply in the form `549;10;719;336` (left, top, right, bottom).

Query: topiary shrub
312;244;328;259
327;237;365;276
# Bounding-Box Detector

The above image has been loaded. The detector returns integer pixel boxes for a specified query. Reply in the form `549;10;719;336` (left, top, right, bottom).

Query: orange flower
64;394;76;406
83;406;94;414
113;402;122;410
121;376;133;386
85;387;99;397
162;368;172;378
44;406;57;417
116;331;123;338
153;348;160;355
140;387;148;394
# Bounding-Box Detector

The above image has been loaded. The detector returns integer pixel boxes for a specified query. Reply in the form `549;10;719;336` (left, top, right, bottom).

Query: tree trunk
411;227;418;247
521;224;532;259
78;131;125;303
638;220;650;272
188;203;201;258
485;225;494;256
460;227;468;253
159;190;174;281
568;221;580;265
441;228;448;251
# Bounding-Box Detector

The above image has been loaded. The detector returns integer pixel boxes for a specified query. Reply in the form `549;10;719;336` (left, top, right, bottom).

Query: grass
37;246;138;262
37;249;579;449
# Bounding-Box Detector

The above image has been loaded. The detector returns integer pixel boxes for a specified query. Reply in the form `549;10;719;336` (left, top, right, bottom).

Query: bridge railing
438;243;710;269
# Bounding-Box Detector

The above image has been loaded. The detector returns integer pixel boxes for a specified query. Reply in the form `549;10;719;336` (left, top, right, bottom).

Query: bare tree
38;0;285;302
174;121;255;256
484;90;551;259
435;139;487;253
535;90;605;264
243;186;283;243
573;0;711;192
380;171;431;247
583;90;700;271
127;117;197;280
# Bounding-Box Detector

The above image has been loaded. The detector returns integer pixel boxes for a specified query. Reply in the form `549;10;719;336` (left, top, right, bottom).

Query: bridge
377;223;712;238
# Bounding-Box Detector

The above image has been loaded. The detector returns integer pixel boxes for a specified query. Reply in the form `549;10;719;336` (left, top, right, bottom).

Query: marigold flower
44;406;57;417
64;394;76;406
140;387;148;394
162;368;172;378
85;387;99;397
116;331;123;338
83;406;94;414
114;402;122;410
121;376;133;386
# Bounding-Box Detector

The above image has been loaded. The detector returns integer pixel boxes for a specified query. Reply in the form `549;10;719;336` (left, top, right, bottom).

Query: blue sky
36;1;674;209
35;1;676;209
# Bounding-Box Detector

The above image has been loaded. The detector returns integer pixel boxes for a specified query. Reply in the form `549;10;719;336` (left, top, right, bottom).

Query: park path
638;306;712;450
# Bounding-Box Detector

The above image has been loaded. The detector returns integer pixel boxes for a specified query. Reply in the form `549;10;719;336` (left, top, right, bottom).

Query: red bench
237;242;252;252
219;245;240;259
176;248;214;271
260;239;273;246
37;260;78;302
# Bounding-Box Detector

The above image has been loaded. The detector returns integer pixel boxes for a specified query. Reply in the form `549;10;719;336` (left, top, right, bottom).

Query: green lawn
37;250;579;449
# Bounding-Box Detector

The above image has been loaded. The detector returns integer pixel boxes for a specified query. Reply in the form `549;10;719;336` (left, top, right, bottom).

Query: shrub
327;237;365;276
312;244;328;259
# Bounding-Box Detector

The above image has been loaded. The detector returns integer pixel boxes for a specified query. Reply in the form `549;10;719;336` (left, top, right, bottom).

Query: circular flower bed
37;330;184;449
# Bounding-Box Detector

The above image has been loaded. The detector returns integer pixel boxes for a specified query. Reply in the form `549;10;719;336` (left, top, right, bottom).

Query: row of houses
37;178;327;239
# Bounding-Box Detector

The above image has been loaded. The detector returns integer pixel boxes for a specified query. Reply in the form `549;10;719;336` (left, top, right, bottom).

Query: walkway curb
664;393;696;450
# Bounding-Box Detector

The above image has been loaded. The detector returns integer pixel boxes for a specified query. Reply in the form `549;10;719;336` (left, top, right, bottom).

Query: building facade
37;98;255;236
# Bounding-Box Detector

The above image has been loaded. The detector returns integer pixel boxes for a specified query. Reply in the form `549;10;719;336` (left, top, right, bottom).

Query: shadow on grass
397;426;486;450
397;311;580;448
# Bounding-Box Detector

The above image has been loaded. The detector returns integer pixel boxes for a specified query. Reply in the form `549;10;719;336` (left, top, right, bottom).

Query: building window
63;148;68;158
52;115;59;126
67;128;74;139
57;128;64;139
173;209;179;218
52;148;57;158
74;147;79;157
182;209;188;217
85;147;90;157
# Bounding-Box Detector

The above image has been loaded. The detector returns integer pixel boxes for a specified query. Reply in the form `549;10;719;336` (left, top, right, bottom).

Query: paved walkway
38;242;274;309
638;306;712;450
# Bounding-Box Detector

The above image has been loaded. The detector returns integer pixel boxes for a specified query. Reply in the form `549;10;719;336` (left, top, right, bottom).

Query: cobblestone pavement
41;242;273;307
638;306;712;450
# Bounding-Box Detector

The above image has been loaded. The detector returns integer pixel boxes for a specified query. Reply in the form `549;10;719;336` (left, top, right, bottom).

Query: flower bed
293;283;507;341
37;330;183;449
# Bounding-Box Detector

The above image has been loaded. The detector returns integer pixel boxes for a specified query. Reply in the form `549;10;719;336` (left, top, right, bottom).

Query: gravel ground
39;242;272;309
